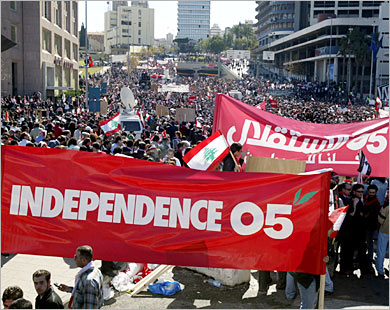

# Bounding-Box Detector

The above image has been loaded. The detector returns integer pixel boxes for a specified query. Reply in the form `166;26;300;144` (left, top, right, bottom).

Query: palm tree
338;29;354;94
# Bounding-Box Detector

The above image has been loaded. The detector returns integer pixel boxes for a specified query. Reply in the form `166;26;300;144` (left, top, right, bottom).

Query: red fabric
213;94;389;177
2;146;331;274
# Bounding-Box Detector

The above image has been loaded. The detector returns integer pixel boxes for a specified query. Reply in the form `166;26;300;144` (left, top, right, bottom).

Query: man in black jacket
33;270;64;309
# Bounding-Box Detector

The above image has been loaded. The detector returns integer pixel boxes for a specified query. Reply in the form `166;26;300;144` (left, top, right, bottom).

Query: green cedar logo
111;120;118;128
204;147;218;162
293;189;318;205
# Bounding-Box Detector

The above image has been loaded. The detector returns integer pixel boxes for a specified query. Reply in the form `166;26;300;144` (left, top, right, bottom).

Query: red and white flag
328;205;349;238
188;96;197;104
183;130;230;171
136;110;145;126
255;100;266;110
269;96;278;108
99;112;121;136
196;120;203;129
376;96;382;117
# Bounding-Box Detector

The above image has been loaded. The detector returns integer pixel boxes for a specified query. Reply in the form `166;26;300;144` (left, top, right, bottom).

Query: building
131;1;148;8
177;1;210;41
104;4;154;54
255;1;302;49
88;32;105;52
210;24;222;37
255;1;388;98
113;1;128;11
166;32;174;45
1;1;79;98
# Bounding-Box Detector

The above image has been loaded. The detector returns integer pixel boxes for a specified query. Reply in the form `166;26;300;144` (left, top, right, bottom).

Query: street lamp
347;27;353;97
327;16;333;89
369;20;376;99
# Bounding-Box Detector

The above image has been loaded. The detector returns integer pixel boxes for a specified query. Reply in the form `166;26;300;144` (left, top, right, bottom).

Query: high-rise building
131;1;148;8
112;1;128;11
177;1;210;41
210;24;222;37
104;3;154;54
1;1;79;98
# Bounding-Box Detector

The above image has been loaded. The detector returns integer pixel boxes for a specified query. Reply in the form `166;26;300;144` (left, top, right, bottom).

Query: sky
79;1;257;39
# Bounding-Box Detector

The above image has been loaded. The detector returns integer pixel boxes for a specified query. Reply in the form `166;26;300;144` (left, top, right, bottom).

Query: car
118;113;144;139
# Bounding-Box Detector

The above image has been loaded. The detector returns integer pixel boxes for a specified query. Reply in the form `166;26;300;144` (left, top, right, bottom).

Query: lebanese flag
376;96;382;117
269;96;278;108
136;110;145;126
255;100;266;110
99;112;121;136
189;96;197;104
328;206;349;238
183;130;230;171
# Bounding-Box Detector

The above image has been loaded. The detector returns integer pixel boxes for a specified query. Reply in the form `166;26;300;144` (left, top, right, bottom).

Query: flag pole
369;23;375;99
318;274;326;309
85;0;89;109
357;150;362;184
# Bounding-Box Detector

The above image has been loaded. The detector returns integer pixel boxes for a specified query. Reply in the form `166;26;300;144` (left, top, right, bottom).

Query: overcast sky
79;1;257;38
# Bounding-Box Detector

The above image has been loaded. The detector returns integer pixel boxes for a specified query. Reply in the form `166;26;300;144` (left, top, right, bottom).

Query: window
43;1;51;21
42;29;51;53
138;21;141;27
138;38;141;44
10;24;17;42
138;29;141;35
73;69;78;89
55;2;62;27
55;65;62;87
138;9;141;15
54;34;62;56
64;39;71;58
64;68;71;87
65;1;71;32
10;1;16;11
73;43;78;60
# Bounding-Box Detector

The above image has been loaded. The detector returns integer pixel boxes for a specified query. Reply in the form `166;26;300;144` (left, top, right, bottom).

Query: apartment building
104;3;154;54
1;1;79;99
177;1;210;41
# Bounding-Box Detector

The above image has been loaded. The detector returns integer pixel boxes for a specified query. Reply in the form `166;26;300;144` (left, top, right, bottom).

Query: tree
206;36;225;54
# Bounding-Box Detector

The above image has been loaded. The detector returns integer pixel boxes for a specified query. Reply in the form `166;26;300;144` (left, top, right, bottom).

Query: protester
58;245;104;309
33;269;64;309
375;200;389;278
2;286;23;309
8;298;33;309
222;142;243;172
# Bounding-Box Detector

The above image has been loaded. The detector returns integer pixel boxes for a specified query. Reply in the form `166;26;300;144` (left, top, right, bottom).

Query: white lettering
98;192;115;222
113;194;135;224
231;202;264;236
169;198;190;229
134;195;154;225
154;196;170;227
10;185;21;215
77;191;99;220
20;186;43;216
206;200;223;231
191;200;207;230
42;188;66;218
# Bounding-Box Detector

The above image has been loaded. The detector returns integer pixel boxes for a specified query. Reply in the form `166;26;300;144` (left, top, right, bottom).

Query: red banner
213;94;389;177
1;146;330;274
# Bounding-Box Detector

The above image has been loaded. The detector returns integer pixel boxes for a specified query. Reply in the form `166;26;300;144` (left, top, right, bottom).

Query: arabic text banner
213;94;389;177
1;146;330;274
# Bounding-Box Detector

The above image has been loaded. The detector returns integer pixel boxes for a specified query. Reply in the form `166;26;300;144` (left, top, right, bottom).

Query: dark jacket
35;286;64;309
222;153;244;171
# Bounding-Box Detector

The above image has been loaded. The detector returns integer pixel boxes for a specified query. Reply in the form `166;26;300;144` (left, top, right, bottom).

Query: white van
119;113;144;139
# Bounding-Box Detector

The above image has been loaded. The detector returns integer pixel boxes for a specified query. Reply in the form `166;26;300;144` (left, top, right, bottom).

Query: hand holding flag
183;130;230;171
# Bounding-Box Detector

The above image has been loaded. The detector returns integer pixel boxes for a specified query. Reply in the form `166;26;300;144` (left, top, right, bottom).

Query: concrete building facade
88;32;105;52
104;4;154;54
254;1;388;99
177;1;210;41
1;1;79;98
210;24;222;37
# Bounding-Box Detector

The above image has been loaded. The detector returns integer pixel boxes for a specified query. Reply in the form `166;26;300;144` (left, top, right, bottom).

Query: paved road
1;254;388;309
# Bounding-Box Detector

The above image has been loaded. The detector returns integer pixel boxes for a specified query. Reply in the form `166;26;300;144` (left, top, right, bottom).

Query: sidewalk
1;254;388;309
1;254;101;305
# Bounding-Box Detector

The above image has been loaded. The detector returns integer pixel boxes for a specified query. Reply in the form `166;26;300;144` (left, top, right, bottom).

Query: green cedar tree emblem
203;147;218;162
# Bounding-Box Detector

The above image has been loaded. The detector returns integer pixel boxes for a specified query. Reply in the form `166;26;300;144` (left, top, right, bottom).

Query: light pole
327;16;333;89
347;27;353;97
369;21;376;99
84;0;88;107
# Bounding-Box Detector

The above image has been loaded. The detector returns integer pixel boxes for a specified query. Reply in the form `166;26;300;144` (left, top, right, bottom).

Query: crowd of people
1;55;388;309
